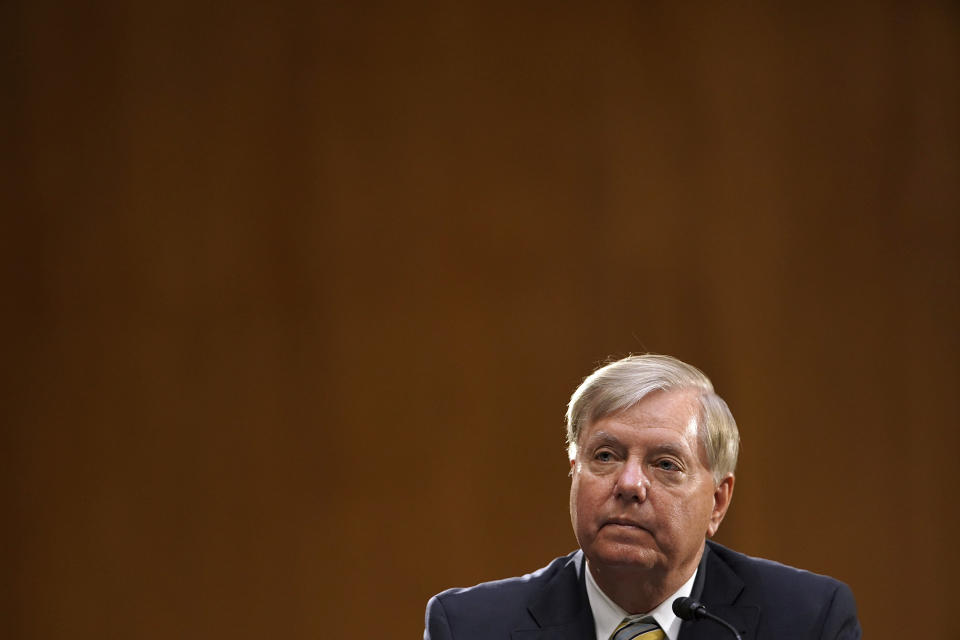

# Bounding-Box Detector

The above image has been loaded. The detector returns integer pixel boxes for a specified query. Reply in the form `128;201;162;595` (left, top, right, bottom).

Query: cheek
658;488;706;525
668;488;714;529
569;478;582;519
570;478;602;523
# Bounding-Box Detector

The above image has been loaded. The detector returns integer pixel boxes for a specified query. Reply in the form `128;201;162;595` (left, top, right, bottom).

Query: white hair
565;354;739;484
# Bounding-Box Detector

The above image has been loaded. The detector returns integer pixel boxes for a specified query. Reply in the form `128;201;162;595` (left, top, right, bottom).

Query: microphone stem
699;610;742;640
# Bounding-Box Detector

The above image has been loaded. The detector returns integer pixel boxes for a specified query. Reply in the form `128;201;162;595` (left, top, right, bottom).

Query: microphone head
672;597;703;620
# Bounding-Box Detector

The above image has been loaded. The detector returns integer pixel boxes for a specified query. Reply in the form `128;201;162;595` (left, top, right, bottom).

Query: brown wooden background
4;3;958;638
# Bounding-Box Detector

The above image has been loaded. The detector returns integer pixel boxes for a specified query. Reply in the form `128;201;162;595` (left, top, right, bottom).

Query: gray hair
565;354;739;484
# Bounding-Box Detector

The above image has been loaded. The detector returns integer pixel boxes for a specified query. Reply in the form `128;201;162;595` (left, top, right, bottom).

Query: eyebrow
585;432;691;459
648;442;690;459
585;431;623;447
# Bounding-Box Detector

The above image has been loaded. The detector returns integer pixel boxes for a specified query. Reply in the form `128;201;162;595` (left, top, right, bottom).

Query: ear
706;473;735;537
568;457;576;477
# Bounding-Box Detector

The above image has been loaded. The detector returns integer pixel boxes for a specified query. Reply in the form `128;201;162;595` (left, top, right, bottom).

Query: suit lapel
514;544;762;640
680;543;760;640
512;551;596;640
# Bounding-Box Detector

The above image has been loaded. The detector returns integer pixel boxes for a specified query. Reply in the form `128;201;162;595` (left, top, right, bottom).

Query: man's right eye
594;450;614;462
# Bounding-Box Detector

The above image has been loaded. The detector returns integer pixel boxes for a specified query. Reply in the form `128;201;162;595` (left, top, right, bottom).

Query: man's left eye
655;459;680;471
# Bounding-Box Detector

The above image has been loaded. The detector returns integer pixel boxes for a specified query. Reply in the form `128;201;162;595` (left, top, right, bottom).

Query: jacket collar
680;542;760;640
511;551;595;640
512;544;761;640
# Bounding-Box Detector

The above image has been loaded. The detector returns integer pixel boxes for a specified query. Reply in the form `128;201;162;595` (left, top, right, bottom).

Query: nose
614;458;648;502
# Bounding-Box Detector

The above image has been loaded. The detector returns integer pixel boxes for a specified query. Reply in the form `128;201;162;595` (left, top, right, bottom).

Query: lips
603;517;648;530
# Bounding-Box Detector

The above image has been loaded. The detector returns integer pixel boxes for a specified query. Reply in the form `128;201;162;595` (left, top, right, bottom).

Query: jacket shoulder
705;541;861;639
707;540;853;594
425;551;581;638
430;551;578;609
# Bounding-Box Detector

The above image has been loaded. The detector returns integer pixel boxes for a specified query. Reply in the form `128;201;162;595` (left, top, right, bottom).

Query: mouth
602;518;648;531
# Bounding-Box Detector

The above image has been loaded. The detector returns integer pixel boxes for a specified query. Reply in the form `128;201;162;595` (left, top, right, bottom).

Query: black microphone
672;597;742;640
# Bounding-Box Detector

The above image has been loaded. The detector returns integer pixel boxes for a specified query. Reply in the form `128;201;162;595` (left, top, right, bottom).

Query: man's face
569;389;733;580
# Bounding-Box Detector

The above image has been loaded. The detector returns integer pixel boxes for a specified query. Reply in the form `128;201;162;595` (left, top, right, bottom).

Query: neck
588;552;702;614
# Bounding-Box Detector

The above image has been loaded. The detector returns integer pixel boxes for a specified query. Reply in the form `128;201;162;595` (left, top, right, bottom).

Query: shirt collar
584;560;698;640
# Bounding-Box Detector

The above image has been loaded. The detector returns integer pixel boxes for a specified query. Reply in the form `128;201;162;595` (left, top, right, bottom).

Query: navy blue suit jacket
424;541;861;639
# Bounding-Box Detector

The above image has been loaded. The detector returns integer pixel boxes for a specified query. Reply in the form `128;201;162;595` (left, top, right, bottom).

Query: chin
588;541;660;571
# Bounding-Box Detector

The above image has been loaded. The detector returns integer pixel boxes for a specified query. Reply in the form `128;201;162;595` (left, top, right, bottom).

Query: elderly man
424;354;860;639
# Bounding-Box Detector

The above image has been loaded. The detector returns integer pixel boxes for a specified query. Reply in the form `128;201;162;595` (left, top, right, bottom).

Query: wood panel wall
4;3;958;638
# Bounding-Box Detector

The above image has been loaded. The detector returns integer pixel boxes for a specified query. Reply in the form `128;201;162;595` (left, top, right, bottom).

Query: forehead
583;388;702;444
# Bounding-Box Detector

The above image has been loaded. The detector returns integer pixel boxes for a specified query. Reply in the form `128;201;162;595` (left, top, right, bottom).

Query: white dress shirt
584;560;698;640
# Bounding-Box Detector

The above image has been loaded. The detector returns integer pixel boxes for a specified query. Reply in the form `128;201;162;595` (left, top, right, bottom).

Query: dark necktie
610;615;666;640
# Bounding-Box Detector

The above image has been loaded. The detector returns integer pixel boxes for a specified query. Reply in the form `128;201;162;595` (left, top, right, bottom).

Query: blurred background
3;2;958;638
